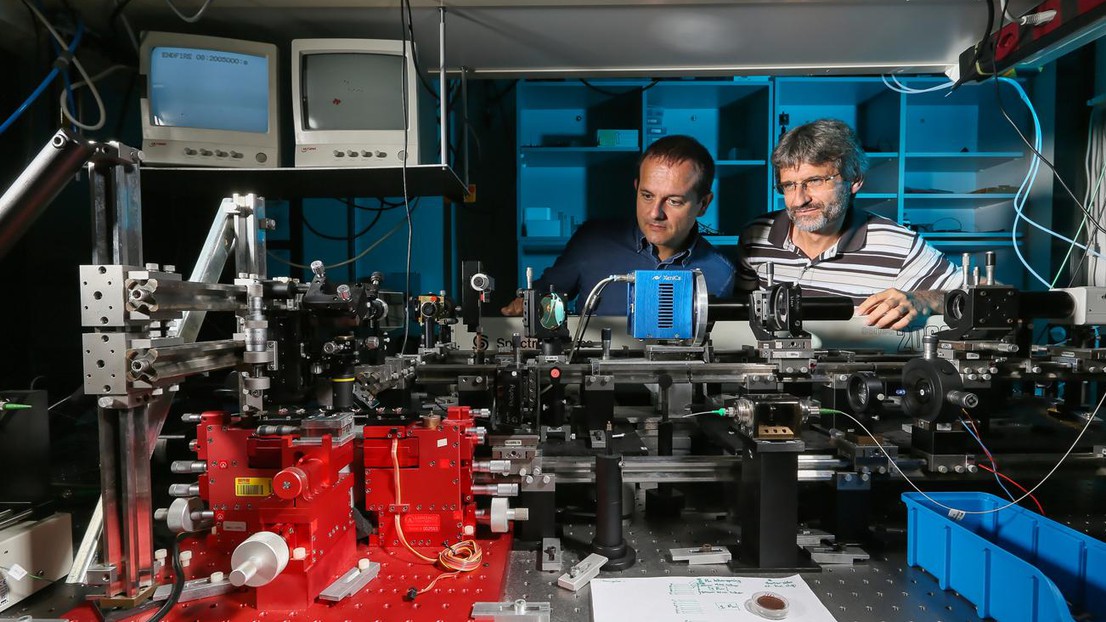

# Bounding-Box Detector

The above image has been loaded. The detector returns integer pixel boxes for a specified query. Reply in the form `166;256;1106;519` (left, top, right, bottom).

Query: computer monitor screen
302;53;406;131
290;38;420;168
149;46;270;133
139;31;279;167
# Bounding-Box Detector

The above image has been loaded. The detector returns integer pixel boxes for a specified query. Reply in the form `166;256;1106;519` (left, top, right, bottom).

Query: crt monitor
291;38;420;168
139;31;279;168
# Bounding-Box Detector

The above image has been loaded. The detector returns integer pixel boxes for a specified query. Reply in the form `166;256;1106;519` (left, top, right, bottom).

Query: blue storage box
903;491;1106;622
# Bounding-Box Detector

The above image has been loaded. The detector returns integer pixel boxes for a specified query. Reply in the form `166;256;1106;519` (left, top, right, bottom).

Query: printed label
402;513;442;533
234;477;272;497
6;565;26;581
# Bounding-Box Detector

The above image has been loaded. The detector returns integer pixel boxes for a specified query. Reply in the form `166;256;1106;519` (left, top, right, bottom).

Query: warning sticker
235;477;272;497
402;513;442;533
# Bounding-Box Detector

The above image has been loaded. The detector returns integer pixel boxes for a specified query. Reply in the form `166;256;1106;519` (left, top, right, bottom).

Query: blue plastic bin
903;492;1106;622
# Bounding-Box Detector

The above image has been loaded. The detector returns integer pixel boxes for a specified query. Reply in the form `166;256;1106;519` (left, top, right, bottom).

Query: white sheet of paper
590;575;838;622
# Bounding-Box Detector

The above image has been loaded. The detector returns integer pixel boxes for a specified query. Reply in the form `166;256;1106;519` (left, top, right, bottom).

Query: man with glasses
735;119;962;330
503;135;736;316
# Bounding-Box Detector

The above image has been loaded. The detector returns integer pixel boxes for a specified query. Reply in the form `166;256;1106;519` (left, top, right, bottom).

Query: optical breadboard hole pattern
62;535;512;622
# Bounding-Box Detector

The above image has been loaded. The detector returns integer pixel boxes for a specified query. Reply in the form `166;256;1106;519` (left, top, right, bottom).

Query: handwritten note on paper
590;575;838;622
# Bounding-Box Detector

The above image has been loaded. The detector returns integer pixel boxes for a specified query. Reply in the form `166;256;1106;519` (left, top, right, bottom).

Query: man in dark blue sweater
502;135;736;316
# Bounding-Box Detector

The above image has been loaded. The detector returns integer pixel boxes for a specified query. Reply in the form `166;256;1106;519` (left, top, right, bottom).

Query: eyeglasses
776;174;842;195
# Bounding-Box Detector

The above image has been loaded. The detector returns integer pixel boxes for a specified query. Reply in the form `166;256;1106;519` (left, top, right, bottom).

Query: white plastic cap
179;550;193;561
357;558;372;571
210;571;225;583
154;549;167;561
292;547;307;560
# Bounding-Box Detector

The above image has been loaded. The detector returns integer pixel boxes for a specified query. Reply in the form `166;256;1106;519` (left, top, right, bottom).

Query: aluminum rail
543;455;848;484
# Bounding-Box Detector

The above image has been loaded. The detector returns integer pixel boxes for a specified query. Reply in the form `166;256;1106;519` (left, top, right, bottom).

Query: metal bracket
96;584;156;609
318;560;380;602
669;544;732;565
471;599;551;622
538;538;562;572
151;574;234;604
556;553;607;591
796;528;834;548
85;564;118;587
806;544;870;565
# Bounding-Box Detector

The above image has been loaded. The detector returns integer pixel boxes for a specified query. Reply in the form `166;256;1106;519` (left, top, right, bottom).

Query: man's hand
501;297;525;316
857;289;946;330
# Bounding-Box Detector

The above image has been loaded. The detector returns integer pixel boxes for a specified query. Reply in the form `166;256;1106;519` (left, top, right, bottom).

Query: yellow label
234;477;272;497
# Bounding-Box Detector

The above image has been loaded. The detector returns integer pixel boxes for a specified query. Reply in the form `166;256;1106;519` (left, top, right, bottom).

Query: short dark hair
639;135;715;201
771;119;868;183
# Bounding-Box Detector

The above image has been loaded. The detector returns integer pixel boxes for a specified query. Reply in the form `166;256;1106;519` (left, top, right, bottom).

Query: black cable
579;78;660;97
334;197;405;212
108;0;135;24
402;0;440;102
930;217;963;232
114;65;139;136
400;0;415;355
147;533;188;622
952;0;996;90
487;79;519;107
302;208;383;241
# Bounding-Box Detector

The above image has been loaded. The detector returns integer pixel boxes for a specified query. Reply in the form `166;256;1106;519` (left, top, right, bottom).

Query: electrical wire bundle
880;17;1106;291
820;397;1103;517
1083;108;1106;287
958;410;1044;514
389;438;483;597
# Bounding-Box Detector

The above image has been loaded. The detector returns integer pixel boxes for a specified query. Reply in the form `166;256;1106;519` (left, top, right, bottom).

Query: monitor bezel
139;31;280;151
290;38;420;153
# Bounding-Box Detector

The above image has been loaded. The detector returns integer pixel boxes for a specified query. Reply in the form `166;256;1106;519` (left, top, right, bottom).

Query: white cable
399;4;414;355
1091;110;1106;286
117;3;140;52
880;74;954;94
827;392;1104;516
23;1;106;131
165;0;216;23
1053;112;1106;287
58;65;131;119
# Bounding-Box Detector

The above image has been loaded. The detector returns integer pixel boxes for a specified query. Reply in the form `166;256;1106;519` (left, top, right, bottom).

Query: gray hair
771;119;869;183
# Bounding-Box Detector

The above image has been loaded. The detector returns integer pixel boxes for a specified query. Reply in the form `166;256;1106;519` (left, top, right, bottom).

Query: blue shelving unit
514;75;1047;290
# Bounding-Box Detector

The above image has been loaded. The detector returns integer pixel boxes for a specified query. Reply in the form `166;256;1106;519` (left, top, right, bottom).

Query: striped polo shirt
735;209;963;304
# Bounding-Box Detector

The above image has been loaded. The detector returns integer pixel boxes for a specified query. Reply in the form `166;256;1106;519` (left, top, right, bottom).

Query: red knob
273;466;308;500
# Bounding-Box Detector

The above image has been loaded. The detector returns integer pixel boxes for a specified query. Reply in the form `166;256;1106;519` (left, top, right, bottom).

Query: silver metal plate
151;575;234;603
669;545;732;565
317;562;381;602
556;553;607;592
471;599;551;621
